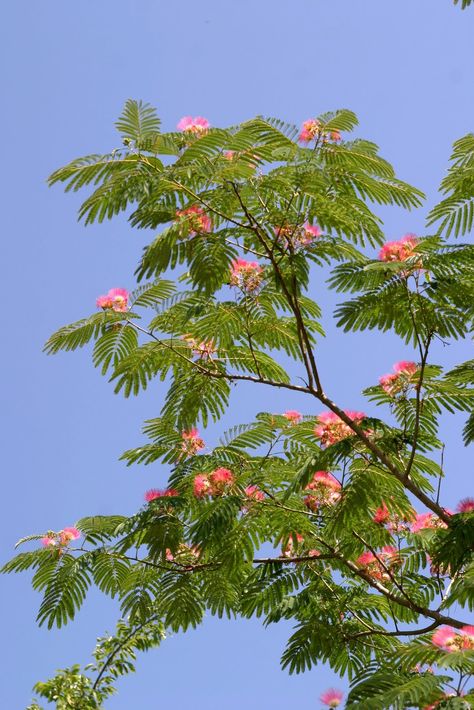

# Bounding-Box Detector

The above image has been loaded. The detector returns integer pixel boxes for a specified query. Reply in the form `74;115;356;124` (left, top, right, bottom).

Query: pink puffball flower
283;410;303;424
320;688;344;708
96;294;113;309
193;473;211;498
175;205;212;235
302;222;322;240
108;288;129;312
379;360;418;396
373;501;391;525
330;131;342;142
304;471;342;509
182;335;216;361
230;258;263;293
177;116;210;135
393;360;418;375
96;288;129;312
411;512;448;533
378;233;419;263
299;119;321;143
181;428;205;457
314;410;366;446
244;485;265;502
224;150;235;160
59;527;81;545
209;467;234;495
432;626;460;652
457;497;474;513
41;536;57;548
145;488;179;502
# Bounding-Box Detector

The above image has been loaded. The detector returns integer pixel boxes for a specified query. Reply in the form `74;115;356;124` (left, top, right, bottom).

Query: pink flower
96;294;113;309
379;233;419;263
330;131;342;142
224;150;235;160
59;527;81;544
177;116;210;135
145;488;179;502
283;410;302;424
304;471;342;510
209;467;234;495
230;258;263;292
357;551;377;567
96;288;129;312
299;119;321;143
193;473;211;498
308;549;320;557
357;546;399;581
314;410;366;446
303;222;322;239
320;688;344;708
182;335;216;360
175;205;212;235
379;360;418;396
373;501;391;524
432;626;459;652
393;360;418;375
244;485;265;502
41;536;57;548
181;428;205;457
411;512;448;533
274;223;321;250
457;497;474;513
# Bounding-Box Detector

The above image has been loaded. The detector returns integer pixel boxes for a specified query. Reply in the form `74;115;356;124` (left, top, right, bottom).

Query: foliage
5;100;474;708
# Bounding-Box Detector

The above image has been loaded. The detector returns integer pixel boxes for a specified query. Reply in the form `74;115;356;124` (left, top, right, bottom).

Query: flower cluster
379;360;418;396
274;222;321;250
181;428;205;457
244;485;265;502
175;205;212;235
373;501;415;533
378;233;419;263
282;409;303;424
193;468;235;498
431;625;474;652
356;546;399;581
145;488;179;502
41;527;81;549
411;512;449;533
314;410;366;446
96;288;129;312
182;335;216;360
303;471;342;510
299;119;341;144
229;259;263;293
320;688;344;708
177;116;210;135
457;497;474;513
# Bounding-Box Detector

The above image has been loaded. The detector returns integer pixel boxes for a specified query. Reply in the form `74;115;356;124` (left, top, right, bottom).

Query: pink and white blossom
230;258;263;293
283;410;303;424
145;488;179;502
181;428;205;457
379;233;419;263
177;116;210;135
314;410;366;446
175;205;212;235
320;688;344;708
96;288;129;312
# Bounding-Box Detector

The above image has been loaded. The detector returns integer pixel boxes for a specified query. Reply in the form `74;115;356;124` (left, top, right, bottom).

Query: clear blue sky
1;1;473;708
